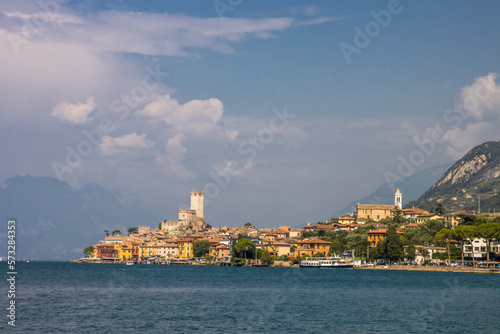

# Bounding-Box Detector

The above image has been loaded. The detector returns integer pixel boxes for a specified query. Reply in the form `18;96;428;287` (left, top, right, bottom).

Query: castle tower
395;188;402;209
190;191;204;218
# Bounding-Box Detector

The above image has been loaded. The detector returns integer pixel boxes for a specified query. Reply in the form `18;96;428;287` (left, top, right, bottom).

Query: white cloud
100;133;155;156
165;133;187;163
443;122;498;159
0;8;344;57
51;97;96;124
137;94;225;136
1;10;294;56
294;17;337;27
2;11;83;25
159;133;194;179
459;73;500;121
427;73;500;159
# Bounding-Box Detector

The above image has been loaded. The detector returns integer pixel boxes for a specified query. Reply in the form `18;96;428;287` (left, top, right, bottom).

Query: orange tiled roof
367;229;404;234
297;239;331;244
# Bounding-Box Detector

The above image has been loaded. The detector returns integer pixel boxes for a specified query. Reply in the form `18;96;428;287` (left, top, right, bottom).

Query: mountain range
407;141;500;213
3;140;499;260
0;175;163;260
334;161;454;217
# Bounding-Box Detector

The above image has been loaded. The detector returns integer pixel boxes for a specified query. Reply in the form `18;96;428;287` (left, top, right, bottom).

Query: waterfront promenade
355;264;500;274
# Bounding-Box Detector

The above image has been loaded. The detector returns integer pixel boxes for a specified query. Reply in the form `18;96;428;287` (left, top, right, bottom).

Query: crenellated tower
190;191;204;218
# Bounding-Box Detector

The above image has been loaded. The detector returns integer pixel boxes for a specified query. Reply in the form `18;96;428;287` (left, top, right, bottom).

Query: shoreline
69;260;500;273
354;265;500;274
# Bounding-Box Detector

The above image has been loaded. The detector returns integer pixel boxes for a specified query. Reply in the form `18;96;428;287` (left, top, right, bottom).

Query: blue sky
1;0;500;228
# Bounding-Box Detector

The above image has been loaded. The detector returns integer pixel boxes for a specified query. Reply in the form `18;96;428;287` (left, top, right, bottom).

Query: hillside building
356;189;403;222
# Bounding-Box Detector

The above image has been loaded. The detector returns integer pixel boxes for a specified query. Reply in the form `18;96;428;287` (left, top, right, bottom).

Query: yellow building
266;242;291;257
139;242;158;259
178;238;194;258
416;214;444;224
356;204;394;221
356;189;403;222
209;243;230;259
294;239;331;257
367;229;404;247
443;213;461;228
289;229;303;238
89;245;98;259
115;242;133;262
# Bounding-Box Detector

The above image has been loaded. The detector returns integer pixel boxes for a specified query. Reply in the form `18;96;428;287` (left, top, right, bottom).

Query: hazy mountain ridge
0;175;163;260
406;141;500;212
334;161;454;217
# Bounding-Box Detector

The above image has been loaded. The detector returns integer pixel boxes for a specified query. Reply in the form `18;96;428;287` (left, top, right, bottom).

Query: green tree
376;241;385;259
453;225;476;267
104;230;109;237
476;223;500;262
83;246;95;258
260;250;274;266
206;223;212;229
405;243;416;262
328;240;346;256
434;228;453;265
422;249;430;264
244;222;253;228
392;206;405;227
434;202;445;215
112;229;121;236
193;240;211;257
233;238;255;263
384;226;403;262
128;227;138;235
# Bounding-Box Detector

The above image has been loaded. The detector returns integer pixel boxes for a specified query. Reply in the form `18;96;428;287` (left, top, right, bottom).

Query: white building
463;238;499;258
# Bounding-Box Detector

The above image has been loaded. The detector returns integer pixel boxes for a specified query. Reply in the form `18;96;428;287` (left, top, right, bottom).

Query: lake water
2;262;500;333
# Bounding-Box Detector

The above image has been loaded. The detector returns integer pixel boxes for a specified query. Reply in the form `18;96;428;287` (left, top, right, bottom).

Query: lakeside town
78;189;500;272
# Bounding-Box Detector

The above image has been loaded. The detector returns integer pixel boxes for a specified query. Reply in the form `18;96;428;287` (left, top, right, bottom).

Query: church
356;189;402;222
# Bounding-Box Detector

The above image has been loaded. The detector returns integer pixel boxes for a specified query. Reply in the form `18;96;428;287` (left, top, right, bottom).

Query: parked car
376;260;386;265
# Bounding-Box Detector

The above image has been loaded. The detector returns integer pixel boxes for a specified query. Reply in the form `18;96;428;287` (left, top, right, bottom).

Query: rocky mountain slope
406;141;500;212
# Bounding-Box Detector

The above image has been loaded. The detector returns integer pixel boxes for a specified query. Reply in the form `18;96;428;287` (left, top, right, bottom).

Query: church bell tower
395;188;402;209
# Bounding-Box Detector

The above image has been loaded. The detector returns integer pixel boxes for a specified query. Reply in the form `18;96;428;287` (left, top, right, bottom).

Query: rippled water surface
2;262;500;333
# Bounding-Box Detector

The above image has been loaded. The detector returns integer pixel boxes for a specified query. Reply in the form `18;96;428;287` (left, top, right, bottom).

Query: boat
300;256;353;269
319;257;353;269
299;259;320;268
125;261;134;266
